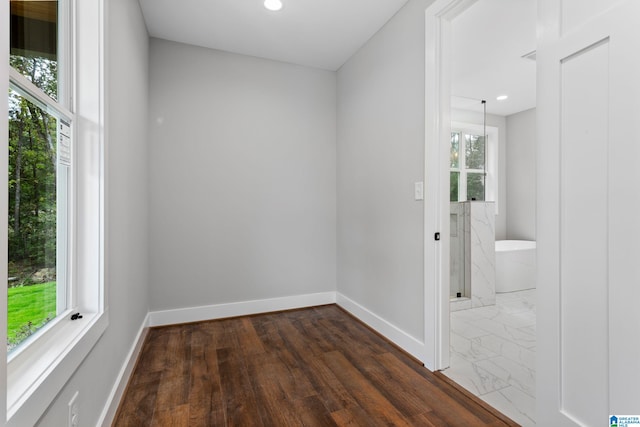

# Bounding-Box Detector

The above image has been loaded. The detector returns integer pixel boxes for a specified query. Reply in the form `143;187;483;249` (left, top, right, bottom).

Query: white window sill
6;309;109;427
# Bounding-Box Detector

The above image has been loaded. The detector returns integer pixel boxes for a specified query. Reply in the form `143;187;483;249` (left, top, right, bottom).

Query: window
8;0;71;353
4;1;107;425
450;131;486;201
450;123;498;210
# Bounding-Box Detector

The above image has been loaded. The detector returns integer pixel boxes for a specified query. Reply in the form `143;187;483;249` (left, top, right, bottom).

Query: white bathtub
495;240;536;292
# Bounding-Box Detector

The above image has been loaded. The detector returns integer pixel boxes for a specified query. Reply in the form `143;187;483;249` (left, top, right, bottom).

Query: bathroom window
450;123;498;210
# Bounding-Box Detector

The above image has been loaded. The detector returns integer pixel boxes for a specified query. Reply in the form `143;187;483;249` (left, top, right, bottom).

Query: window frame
450;122;499;213
3;0;107;425
8;68;73;330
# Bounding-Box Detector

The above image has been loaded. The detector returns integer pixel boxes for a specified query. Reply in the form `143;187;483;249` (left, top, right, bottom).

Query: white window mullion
57;0;72;109
459;132;467;201
56;159;70;314
8;69;73;120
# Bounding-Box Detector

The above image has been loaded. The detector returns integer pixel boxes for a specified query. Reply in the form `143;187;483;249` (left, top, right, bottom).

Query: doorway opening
424;0;537;425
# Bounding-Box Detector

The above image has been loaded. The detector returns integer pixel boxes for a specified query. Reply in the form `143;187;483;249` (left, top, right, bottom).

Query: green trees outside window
450;131;486;202
8;55;59;351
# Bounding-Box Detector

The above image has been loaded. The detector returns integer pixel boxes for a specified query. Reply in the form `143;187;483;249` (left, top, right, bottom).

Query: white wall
148;39;337;311
506;108;536;240
35;0;150;424
337;0;435;341
451;109;507;240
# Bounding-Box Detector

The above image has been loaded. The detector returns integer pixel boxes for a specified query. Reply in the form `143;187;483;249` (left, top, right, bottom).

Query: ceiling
451;0;537;116
138;0;534;115
138;0;408;71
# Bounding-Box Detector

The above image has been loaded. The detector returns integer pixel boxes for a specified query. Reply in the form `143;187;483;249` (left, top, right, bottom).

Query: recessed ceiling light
264;0;283;11
496;95;508;101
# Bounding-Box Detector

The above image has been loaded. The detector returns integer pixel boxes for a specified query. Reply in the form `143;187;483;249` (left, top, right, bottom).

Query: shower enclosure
450;201;496;311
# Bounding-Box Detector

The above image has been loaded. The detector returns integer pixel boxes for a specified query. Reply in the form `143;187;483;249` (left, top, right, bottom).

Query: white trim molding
7;311;109;427
148;292;337;327
424;0;479;372
97;313;150;427
336;293;425;363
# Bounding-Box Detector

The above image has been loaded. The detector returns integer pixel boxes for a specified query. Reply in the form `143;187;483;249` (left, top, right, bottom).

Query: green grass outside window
7;282;56;350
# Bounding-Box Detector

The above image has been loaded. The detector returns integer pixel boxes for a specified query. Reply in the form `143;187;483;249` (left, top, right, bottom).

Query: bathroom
442;0;538;425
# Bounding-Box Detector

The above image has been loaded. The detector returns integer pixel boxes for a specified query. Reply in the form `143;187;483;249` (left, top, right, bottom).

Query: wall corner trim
98;312;150;427
336;293;426;364
147;292;338;327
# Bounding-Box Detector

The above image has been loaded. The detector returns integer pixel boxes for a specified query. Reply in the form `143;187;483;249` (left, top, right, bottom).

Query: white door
537;1;640;425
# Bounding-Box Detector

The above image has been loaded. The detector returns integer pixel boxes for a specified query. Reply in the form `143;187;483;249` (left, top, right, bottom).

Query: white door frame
424;0;478;371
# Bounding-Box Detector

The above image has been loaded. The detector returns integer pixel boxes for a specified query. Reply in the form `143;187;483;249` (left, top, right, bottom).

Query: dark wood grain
113;305;519;426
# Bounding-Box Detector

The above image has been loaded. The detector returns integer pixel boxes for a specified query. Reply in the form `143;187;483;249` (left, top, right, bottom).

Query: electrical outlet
68;391;79;427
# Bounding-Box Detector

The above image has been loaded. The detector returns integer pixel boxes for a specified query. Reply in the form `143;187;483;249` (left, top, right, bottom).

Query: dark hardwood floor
113;305;519;426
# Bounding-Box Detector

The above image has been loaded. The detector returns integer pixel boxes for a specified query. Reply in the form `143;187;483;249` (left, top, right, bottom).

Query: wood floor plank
331;405;391;427
130;329;170;385
245;352;293;423
305;351;364;415
113;371;161;427
410;411;448;427
187;328;224;426
364;352;437;417
151;404;189;427
321;350;413;427
153;329;191;409
216;347;265;427
114;305;519;427
237;317;266;356
294;395;337;427
375;351;494;426
330;408;357;426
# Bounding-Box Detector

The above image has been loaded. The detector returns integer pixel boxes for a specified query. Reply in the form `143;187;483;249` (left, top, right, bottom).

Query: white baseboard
148;292;337;327
336;292;425;363
97;313;150;427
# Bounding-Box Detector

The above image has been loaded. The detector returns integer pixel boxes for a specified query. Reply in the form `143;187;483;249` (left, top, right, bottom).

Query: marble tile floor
442;289;536;427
